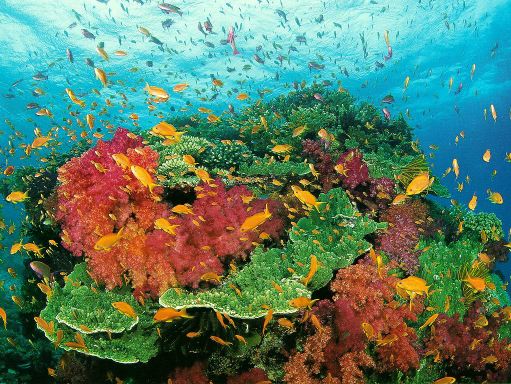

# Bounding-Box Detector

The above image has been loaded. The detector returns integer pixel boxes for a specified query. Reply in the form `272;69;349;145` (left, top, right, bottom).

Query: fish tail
148;183;159;194
314;201;325;212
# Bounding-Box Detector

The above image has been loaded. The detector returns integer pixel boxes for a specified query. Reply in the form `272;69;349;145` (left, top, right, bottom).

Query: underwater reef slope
1;86;511;383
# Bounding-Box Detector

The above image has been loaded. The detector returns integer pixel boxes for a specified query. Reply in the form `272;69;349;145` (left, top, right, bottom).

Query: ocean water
0;0;510;383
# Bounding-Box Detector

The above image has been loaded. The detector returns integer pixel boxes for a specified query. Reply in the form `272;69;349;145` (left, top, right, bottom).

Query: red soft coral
227;367;270;384
56;128;177;297
167;361;210;384
285;259;423;383
376;199;433;273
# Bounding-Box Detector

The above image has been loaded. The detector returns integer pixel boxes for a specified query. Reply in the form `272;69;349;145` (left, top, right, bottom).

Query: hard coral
56;128;177;298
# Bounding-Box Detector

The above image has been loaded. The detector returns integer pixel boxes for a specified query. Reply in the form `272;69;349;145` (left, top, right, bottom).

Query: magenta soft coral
336;149;369;190
285;259;423;383
166;180;284;287
376;200;432;273
425;302;511;382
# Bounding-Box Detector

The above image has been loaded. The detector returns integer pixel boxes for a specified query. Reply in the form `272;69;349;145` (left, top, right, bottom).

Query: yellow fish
482;149;491;162
468;194;477;210
487;190;503;204
86;114;95;130
405;173;434;196
292;125;306;137
153;308;193;322
171;204;193;215
131;165;159;193
65;88;85;107
0;307;6;329
271;144;293;154
6;191;28;203
173;83;189;92
301;254;318;286
419;313;439;330
212;79;223;86
112;302;137;319
404;76;410;90
240;204;272;232
96;46;109;61
291;185;324;211
452;159;460;178
490;104;497;122
154;218;179;235
361;322;374;340
112;153;131;169
289;297;318;309
145;83;169;100
433;377;456;384
471;63;476;79
462;276;486;292
210;335;232;346
236;93;249;100
94;227;124;251
396;276;430;295
94;67;108;87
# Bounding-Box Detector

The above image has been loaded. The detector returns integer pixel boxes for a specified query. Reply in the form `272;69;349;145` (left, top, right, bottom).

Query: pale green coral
37;263;158;363
239;159;311;178
160;188;385;318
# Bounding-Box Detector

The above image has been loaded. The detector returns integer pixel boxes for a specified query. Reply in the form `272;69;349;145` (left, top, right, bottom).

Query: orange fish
112;302;137;319
173;83;189;92
240;204;272;232
289;297;318;309
301;255;318;286
0;307;6;329
153;308;193;323
262;309;273;335
210;335;232;346
433;377;456;384
419;313;439;330
65;333;88;351
35;316;55;335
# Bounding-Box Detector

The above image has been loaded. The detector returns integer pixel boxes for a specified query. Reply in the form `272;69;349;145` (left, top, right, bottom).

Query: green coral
160;188;385;318
238;158;311;178
200;140;253;170
37;263;159;363
417;236;508;320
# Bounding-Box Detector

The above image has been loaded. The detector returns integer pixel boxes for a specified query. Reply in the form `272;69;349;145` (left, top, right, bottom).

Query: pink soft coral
166;180;284;287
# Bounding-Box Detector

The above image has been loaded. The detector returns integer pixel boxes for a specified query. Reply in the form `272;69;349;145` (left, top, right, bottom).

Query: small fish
200;272;223;283
468;194;477;211
112;153;131;169
94;67;108;87
462;276;486;292
419;313;439;330
210;335;232;346
94;227;124;251
0;307;6;328
396;276;430;295
173;83;189;92
240;204;272;232
154;218;179;235
482;149;491;162
405;173;434;196
277;318;294;329
487;190;503;204
81;28;96;39
171;204;193;215
262;309;273;335
153;308;193;322
376;334;398;346
403;76;410;90
291;185;323;211
381;94;395;104
6;191;28;203
289;297;318;309
301;255;318;286
112;302;137;319
433;377;456;384
131;165;159;193
490;104;497;122
361;322;374;339
145;83;169;100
